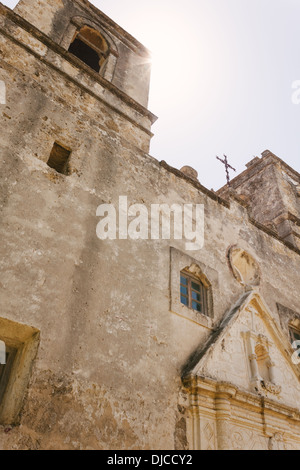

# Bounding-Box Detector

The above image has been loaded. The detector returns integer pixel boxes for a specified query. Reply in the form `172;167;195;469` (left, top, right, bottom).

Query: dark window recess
0;346;17;405
290;326;300;344
180;273;208;315
47;143;71;175
68;38;100;72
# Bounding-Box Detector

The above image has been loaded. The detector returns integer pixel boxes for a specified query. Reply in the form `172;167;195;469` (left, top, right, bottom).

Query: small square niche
47;142;71;175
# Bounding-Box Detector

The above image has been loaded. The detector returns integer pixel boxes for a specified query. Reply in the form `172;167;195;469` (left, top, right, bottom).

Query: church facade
0;0;300;450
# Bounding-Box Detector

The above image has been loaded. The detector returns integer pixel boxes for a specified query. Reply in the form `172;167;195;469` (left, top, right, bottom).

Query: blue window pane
192;291;201;301
180;275;188;286
181;295;188;306
181;286;188;295
192;301;202;312
191;282;201;292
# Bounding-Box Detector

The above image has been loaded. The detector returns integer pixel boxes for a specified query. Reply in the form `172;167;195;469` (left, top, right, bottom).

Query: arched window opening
180;266;210;316
68;26;109;73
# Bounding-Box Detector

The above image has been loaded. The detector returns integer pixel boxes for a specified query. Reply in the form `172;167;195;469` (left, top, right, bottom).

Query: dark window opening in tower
68;26;109;74
68;37;101;72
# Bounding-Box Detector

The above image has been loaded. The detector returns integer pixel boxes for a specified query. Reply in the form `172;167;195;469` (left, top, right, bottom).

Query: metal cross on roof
216;154;236;186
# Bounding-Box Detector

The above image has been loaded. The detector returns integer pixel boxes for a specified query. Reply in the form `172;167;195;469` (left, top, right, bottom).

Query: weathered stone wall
0;1;299;450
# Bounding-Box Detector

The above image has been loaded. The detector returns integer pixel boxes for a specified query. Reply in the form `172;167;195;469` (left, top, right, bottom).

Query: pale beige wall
0;3;299;450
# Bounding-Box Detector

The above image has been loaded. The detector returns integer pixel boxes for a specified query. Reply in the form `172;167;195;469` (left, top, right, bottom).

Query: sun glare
145;14;201;111
141;3;234;124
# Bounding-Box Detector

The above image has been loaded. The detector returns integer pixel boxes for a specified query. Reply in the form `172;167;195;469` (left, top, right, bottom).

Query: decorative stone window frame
242;331;281;396
60;17;119;82
170;247;215;328
0;317;40;425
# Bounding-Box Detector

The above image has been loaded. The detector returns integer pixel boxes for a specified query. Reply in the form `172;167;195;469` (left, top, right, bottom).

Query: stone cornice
183;375;300;423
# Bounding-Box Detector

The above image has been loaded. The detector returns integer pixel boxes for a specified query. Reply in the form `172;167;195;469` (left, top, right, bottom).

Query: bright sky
3;0;300;189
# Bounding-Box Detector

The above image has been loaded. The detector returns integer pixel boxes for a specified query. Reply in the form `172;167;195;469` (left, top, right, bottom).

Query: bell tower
14;0;154;111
